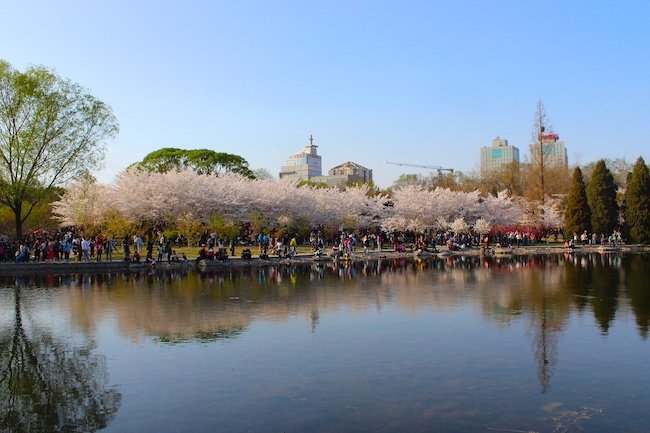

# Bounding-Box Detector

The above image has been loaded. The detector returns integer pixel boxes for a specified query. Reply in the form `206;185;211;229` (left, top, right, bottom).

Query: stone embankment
0;245;648;275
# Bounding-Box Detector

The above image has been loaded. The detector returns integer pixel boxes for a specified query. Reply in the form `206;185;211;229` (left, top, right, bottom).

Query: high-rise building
480;137;520;174
279;135;322;181
529;133;568;168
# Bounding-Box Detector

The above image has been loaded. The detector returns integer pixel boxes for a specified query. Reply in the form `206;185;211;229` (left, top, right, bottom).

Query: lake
1;253;649;433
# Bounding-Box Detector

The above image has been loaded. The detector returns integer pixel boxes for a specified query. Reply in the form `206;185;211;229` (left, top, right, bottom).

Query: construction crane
386;161;454;177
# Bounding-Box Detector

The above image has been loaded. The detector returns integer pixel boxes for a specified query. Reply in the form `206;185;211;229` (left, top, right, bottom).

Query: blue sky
2;0;649;187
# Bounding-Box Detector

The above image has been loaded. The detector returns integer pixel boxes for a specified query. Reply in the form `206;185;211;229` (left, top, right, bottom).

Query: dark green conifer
623;157;650;244
564;167;591;238
587;160;619;235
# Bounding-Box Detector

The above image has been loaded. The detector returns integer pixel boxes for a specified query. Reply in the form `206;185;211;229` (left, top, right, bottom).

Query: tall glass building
480;137;520;174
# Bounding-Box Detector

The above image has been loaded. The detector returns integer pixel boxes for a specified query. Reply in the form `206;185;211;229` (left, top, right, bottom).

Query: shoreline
0;244;648;275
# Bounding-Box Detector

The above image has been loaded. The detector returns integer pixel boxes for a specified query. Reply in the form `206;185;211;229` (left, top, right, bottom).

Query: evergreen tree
564;167;591;238
623;157;650;244
586;160;618;235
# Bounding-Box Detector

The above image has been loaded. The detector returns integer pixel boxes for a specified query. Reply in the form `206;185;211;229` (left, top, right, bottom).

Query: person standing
146;238;153;260
135;235;144;253
157;243;163;262
289;235;297;257
122;235;131;261
95;238;103;261
64;238;72;261
106;236;115;261
165;241;172;261
81;238;90;261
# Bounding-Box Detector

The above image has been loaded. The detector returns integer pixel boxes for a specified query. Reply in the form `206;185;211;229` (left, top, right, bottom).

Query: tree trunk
13;203;23;240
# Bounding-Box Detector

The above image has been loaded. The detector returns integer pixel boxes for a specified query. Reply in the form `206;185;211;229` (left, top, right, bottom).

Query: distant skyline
3;1;649;187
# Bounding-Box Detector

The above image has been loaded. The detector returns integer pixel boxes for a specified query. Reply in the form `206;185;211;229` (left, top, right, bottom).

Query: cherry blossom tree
474;218;492;235
539;196;564;230
450;217;469;234
51;174;114;230
52;170;532;236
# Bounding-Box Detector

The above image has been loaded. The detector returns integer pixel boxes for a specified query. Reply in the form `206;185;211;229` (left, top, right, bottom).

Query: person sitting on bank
241;248;252;260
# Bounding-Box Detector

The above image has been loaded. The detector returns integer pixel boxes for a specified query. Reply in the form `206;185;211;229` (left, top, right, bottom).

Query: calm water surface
1;253;650;433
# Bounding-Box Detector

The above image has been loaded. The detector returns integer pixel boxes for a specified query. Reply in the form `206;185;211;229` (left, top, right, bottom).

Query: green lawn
118;244;318;259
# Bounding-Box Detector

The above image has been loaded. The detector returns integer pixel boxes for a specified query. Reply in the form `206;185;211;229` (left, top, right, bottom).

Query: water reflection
1;253;649;396
624;255;650;338
0;285;121;433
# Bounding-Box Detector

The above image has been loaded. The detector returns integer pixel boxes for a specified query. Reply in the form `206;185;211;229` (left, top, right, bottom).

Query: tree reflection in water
0;285;121;433
625;254;650;339
1;252;649;401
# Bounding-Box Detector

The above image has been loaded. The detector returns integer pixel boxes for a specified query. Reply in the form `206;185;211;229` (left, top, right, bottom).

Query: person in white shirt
81;238;90;261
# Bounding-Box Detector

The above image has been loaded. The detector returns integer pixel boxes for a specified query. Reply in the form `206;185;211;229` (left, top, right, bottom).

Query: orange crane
386;161;454;177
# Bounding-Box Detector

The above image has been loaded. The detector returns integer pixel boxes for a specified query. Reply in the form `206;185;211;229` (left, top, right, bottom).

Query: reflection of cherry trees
0;287;121;432
53;171;528;231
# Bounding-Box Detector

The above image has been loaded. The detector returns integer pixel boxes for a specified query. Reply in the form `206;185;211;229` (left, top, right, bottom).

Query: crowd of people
0;224;628;265
122;233;187;264
4;229;118;263
564;229;624;249
0;229;192;264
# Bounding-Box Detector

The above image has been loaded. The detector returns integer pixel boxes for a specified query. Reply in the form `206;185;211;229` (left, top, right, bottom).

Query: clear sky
2;0;649;187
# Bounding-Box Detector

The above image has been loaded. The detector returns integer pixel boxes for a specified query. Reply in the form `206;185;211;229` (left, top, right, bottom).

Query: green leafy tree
139;147;187;173
252;167;274;181
586;160;618;235
176;212;202;247
186;149;254;177
392;173;427;189
0;60;118;239
208;214;239;239
480;161;522;196
623;157;650;244
296;179;328;188
564;167;591;238
136;148;254;178
0;188;61;235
